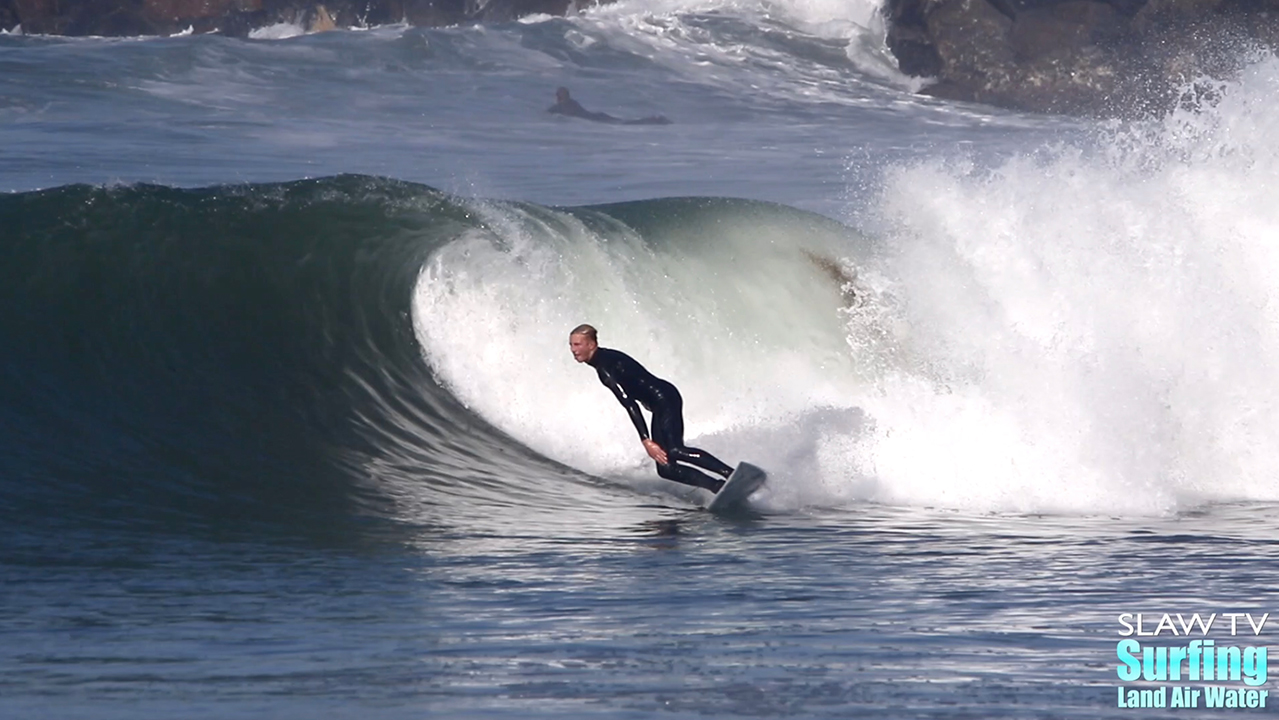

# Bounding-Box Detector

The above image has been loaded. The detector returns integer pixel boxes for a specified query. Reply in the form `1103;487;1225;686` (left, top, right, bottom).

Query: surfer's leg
667;445;734;478
651;401;729;491
655;461;725;492
650;393;734;478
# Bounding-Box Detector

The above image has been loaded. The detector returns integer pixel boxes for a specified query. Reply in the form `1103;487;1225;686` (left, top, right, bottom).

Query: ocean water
4;1;1279;717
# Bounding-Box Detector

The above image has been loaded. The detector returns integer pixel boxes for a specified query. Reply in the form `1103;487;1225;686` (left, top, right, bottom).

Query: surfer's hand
643;439;668;465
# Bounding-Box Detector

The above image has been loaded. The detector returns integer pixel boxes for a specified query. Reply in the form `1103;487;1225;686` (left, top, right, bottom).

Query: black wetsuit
588;347;733;492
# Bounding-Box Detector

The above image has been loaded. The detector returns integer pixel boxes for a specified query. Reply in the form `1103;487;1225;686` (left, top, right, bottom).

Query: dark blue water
4;2;1279;717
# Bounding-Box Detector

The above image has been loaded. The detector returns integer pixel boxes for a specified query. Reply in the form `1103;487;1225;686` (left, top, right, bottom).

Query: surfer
569;324;732;493
548;87;671;125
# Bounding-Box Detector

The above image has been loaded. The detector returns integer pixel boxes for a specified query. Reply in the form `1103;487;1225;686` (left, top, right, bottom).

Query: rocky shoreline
0;1;605;38
886;0;1279;116
4;0;1278;117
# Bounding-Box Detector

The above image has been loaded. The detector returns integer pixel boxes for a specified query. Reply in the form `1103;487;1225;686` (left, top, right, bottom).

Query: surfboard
707;462;767;514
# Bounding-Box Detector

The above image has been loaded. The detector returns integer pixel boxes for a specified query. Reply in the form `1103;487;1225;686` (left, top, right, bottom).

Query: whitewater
3;0;1279;717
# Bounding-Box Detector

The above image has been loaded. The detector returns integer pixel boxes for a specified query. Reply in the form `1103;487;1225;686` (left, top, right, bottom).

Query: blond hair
570;324;598;342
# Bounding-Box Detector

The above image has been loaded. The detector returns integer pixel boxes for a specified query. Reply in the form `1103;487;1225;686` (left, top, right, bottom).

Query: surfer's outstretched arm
597;367;650;441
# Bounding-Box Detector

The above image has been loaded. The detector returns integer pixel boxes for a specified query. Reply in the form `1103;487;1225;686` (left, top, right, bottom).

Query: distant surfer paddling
570;324;733;493
548;87;671;125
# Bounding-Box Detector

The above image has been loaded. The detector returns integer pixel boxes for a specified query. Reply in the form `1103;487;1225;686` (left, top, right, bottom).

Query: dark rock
1008;1;1123;62
1;1;19;31
883;0;945;76
884;0;1279;116
400;0;468;28
212;9;270;37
